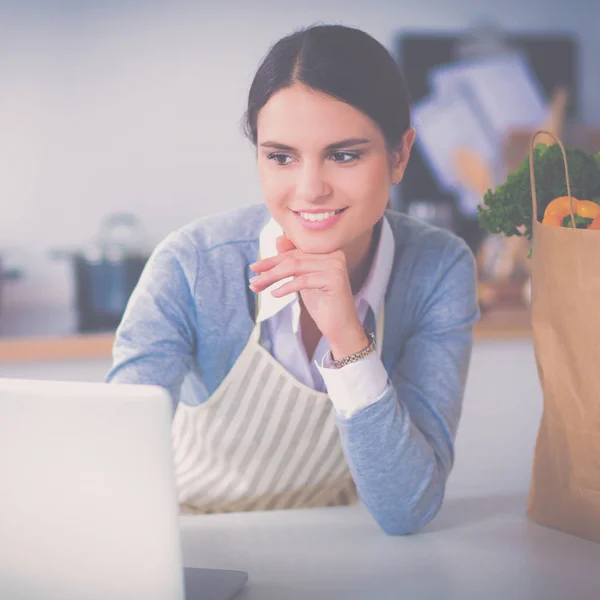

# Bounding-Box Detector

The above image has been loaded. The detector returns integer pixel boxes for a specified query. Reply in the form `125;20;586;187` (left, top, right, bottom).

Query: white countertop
179;493;600;600
4;320;597;598
176;340;599;600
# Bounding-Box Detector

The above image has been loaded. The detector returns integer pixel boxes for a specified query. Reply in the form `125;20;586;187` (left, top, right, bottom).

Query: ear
390;128;416;184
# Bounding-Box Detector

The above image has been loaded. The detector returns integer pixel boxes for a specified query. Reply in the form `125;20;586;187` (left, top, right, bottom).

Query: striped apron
171;294;385;515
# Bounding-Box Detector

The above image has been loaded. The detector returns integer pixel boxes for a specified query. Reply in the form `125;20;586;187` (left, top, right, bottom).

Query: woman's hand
249;236;368;360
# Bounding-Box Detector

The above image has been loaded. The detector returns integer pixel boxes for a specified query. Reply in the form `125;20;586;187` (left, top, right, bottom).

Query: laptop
0;377;248;600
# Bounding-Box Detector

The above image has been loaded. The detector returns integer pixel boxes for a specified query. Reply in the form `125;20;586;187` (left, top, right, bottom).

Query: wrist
328;322;369;361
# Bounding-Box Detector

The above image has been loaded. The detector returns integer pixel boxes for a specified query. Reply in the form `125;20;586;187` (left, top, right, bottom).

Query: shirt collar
255;218;295;323
255;215;395;324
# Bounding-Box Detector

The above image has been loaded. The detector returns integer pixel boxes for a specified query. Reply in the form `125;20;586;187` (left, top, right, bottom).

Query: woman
106;23;479;535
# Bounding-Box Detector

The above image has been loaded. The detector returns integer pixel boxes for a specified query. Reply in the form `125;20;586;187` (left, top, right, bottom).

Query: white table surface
178;341;600;599
9;339;598;597
179;493;600;600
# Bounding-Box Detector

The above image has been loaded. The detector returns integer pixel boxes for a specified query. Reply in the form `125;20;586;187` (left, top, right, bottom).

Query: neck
344;221;381;295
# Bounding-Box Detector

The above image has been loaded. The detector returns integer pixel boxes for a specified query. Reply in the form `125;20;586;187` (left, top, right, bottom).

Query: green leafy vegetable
477;144;600;239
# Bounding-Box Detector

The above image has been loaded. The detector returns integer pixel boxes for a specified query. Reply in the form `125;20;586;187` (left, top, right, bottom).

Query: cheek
349;161;391;209
258;165;286;210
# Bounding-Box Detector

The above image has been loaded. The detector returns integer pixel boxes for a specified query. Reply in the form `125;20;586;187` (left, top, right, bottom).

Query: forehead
256;84;380;145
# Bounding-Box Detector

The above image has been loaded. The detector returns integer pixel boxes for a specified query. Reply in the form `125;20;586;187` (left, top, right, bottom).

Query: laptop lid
0;378;185;600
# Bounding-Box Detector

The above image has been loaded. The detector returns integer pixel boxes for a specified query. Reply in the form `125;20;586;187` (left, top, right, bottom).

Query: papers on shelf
429;52;547;143
412;52;548;217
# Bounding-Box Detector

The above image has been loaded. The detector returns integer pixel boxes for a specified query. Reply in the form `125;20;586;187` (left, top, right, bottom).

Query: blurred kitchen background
1;0;599;339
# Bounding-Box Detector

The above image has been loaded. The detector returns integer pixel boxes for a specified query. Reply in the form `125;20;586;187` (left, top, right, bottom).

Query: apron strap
250;320;262;344
250;285;262;343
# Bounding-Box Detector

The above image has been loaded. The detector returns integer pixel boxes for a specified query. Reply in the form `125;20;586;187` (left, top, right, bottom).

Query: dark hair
242;24;411;158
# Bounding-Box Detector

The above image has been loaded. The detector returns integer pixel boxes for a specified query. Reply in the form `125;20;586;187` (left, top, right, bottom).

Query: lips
292;208;348;213
292;208;348;222
291;207;348;230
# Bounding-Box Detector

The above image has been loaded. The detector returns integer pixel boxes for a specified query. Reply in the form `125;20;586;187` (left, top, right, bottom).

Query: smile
297;209;345;222
291;208;348;230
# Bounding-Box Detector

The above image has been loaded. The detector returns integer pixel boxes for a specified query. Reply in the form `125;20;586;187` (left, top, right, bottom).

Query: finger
271;272;330;297
250;252;292;273
250;257;336;292
276;235;296;254
250;246;344;273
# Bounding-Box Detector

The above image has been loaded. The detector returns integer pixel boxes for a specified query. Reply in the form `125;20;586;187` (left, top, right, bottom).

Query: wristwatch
329;329;376;369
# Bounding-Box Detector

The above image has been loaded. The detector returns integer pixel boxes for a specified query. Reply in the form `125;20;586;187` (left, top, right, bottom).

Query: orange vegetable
542;196;600;227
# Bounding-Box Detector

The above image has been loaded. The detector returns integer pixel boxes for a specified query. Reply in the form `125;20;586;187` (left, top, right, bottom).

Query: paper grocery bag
526;130;600;543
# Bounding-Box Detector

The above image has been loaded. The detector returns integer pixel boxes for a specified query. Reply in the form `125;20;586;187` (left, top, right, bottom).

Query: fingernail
249;276;260;284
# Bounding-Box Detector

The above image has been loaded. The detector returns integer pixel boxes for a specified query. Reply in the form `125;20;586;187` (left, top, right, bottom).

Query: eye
267;152;293;166
330;151;361;164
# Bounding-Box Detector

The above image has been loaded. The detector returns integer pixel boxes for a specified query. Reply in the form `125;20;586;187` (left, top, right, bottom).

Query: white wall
1;0;598;336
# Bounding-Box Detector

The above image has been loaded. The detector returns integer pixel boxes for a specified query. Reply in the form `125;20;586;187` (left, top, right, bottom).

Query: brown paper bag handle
529;129;575;228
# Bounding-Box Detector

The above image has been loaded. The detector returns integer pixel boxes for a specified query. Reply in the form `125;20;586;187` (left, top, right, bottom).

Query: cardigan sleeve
332;239;479;535
105;231;198;413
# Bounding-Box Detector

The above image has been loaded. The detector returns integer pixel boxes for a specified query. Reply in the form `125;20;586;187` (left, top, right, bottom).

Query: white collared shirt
255;217;393;418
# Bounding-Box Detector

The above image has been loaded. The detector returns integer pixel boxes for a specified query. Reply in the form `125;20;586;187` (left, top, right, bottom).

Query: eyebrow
259;137;371;152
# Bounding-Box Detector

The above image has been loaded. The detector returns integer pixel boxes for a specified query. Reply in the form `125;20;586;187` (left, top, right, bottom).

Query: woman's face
256;83;414;256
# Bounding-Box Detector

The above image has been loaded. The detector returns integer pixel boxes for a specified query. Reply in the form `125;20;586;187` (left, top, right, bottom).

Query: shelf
474;306;532;341
0;332;115;364
0;306;531;364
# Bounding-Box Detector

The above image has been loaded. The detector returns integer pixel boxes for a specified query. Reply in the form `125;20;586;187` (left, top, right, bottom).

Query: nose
295;160;332;203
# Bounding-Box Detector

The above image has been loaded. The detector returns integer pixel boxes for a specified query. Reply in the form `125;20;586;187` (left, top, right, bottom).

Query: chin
289;231;343;255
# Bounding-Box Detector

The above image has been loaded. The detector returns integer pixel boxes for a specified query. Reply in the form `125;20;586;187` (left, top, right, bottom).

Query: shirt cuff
316;350;390;419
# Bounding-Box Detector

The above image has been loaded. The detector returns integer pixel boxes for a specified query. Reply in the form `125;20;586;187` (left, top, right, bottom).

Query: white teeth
299;211;337;222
